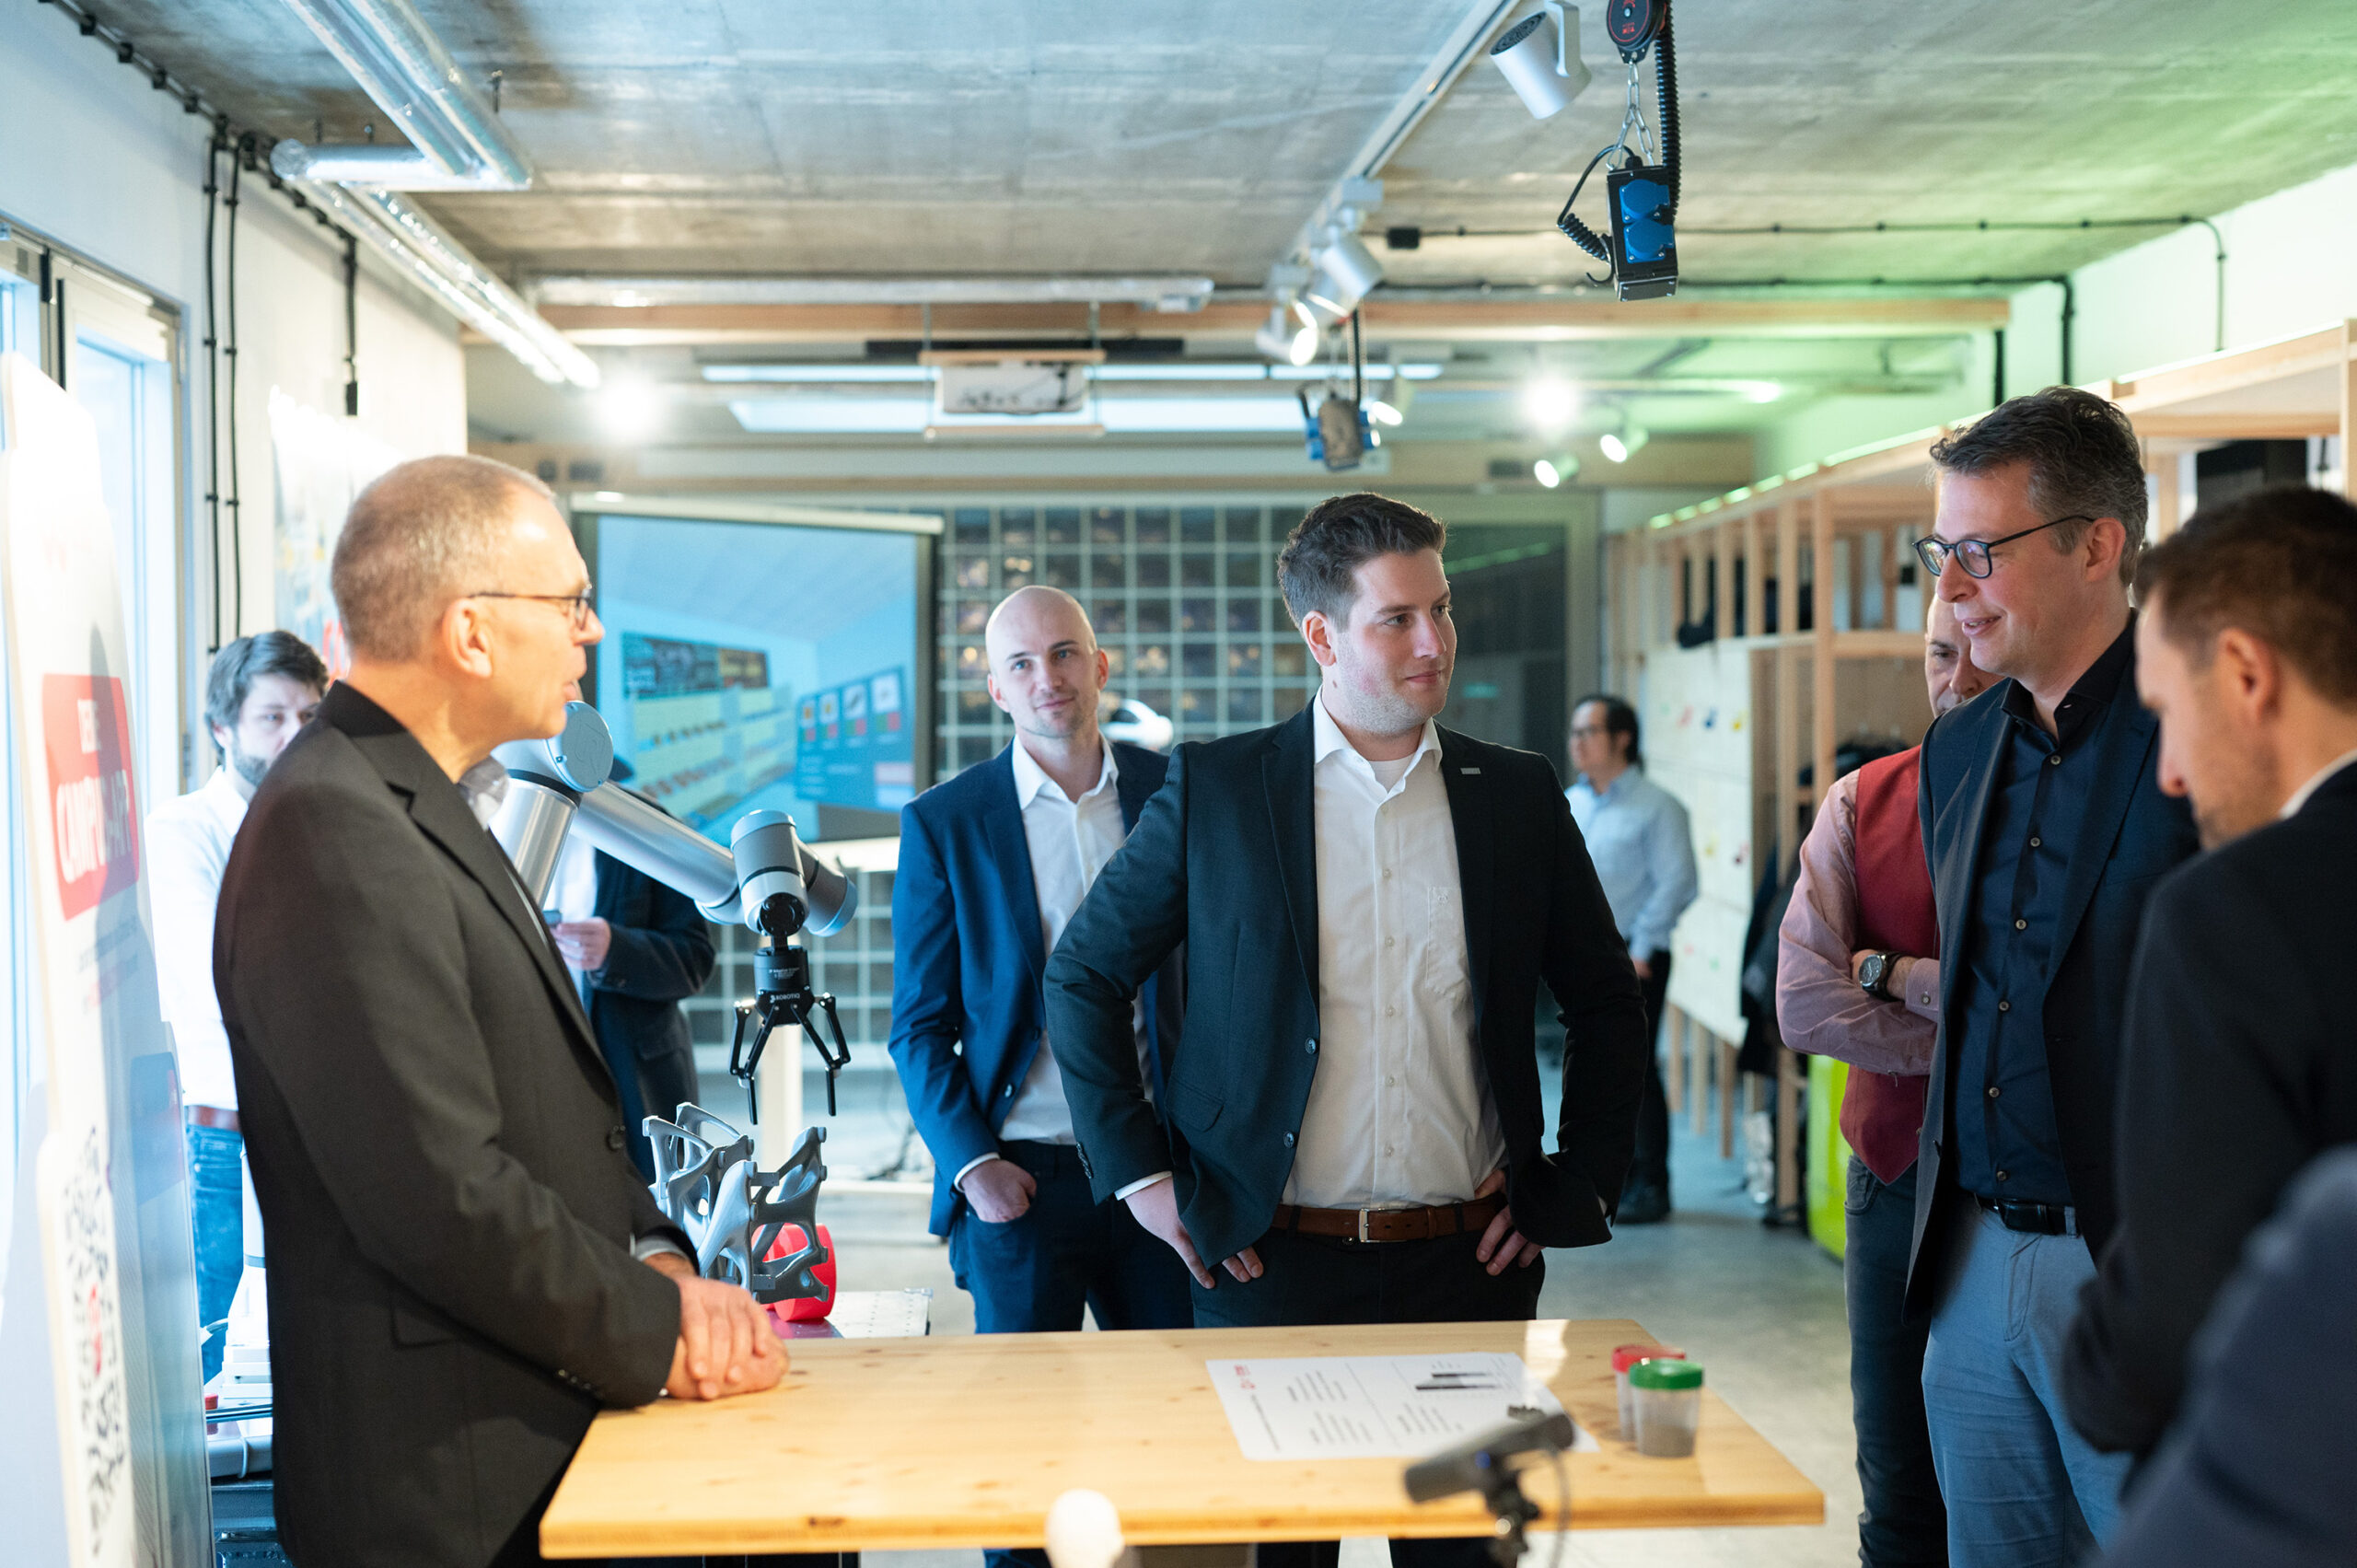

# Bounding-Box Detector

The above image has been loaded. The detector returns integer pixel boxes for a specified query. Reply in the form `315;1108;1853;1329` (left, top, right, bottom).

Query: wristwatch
1857;951;1901;1001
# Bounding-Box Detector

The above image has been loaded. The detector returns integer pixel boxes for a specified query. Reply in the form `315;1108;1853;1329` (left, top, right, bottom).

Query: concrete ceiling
81;1;2357;287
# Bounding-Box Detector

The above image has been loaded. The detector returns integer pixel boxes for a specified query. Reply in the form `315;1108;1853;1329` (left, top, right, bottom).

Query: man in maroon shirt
1778;595;1991;1567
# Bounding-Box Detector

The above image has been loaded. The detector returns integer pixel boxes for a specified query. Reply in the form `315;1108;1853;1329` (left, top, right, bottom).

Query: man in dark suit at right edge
2064;488;2357;1464
1047;494;1648;1568
1906;389;2200;1568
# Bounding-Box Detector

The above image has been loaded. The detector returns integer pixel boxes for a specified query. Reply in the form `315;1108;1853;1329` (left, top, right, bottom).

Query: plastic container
1630;1357;1704;1458
1612;1343;1686;1437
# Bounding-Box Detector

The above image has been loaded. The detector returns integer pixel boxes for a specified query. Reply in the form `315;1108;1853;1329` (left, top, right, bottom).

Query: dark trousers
1190;1224;1547;1568
1845;1157;1946;1567
949;1141;1198;1334
952;1141;1195;1568
1627;949;1674;1196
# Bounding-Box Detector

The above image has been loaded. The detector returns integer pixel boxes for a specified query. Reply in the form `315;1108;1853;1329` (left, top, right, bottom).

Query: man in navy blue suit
889;586;1192;1375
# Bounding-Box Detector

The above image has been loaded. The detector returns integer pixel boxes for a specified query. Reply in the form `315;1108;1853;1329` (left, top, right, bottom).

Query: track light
1522;377;1577;434
1288;300;1320;366
1310;230;1385;313
1366;399;1405;427
1534;454;1579;487
1254;307;1294;363
1488;3;1594;121
1599;424;1648;463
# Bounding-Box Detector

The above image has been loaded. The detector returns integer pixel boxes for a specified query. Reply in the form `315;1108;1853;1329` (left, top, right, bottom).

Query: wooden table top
540;1318;1822;1559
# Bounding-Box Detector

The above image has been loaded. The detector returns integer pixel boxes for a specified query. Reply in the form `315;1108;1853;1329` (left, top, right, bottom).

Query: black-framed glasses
470;584;598;632
1912;516;2092;581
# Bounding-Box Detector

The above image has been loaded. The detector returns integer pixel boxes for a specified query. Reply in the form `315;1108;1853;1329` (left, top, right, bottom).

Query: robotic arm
489;702;858;1115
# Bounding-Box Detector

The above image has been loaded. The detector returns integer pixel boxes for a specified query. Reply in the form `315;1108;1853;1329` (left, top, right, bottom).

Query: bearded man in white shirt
1047;493;1647;1568
146;630;328;1384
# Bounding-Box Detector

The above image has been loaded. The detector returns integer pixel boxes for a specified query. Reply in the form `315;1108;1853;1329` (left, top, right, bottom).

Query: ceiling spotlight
597;379;660;440
1488;3;1594;121
1599;424;1648;463
1533;459;1563;489
1288;300;1321;366
1254;306;1294;362
1522;377;1577;433
1311;230;1385;313
1366;399;1405;427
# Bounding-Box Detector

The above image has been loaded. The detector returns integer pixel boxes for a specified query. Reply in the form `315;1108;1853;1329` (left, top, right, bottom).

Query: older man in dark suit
1046;493;1647;1568
215;455;779;1568
1906;389;2200;1567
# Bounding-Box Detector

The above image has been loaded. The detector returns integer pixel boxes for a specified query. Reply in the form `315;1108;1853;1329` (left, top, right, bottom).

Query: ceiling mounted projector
1489;3;1594;120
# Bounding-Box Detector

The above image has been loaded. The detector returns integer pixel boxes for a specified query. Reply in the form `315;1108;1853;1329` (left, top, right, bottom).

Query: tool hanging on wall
1556;0;1680;300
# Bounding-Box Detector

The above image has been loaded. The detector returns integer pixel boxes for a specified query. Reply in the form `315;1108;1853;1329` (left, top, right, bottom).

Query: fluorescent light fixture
1533;459;1563;489
533;275;1218;309
296;180;599;387
729;396;1308;436
702;365;934;383
1522;377;1577;434
1366;399;1405;427
1742;380;1784;403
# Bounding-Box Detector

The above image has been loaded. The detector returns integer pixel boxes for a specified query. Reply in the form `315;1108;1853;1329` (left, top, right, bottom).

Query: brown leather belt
1270;1193;1505;1244
186;1105;241;1133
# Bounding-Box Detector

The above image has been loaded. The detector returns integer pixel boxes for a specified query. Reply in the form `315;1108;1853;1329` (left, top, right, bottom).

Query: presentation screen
583;509;928;843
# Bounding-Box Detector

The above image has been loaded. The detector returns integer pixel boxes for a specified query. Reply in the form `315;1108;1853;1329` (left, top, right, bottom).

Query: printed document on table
1204;1352;1597;1461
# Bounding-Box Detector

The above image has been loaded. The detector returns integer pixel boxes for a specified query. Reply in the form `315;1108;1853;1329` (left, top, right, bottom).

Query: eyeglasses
470;585;598;633
1912;517;2091;581
1569;726;1610;740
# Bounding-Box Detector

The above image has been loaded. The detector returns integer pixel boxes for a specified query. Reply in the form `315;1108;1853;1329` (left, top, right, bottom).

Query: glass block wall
937;501;1318;775
682;496;1328;1114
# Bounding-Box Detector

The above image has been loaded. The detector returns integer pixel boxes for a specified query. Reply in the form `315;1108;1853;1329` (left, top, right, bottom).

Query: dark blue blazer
1906;655;2198;1313
888;741;1179;1237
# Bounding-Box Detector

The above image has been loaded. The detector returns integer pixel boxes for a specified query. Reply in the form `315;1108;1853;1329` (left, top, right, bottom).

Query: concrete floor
761;1067;1864;1568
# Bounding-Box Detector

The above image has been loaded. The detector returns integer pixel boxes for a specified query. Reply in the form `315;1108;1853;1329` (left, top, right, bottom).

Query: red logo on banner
42;674;140;919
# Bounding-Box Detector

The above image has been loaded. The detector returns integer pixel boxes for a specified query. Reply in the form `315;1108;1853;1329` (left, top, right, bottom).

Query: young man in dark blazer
2063;487;2357;1463
1045;494;1647;1568
1906;389;2200;1567
889;585;1192;1353
215;456;779;1568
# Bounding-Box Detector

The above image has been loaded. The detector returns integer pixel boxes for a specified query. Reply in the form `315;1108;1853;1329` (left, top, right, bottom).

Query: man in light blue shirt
1567;694;1698;1222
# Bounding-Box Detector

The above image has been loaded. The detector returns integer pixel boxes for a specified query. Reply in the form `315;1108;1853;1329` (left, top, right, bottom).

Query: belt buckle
1357;1208;1374;1244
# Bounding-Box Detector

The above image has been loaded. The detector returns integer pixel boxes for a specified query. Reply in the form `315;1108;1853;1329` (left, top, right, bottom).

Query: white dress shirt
147;768;250;1111
2281;746;2357;819
959;736;1152;1190
1285;691;1506;1210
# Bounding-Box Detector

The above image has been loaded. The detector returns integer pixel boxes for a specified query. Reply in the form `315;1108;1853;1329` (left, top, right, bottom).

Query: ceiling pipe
269;0;532;187
263;0;598;385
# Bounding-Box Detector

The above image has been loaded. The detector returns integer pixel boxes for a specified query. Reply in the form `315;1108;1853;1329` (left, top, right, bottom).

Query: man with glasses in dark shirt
1904;389;2199;1568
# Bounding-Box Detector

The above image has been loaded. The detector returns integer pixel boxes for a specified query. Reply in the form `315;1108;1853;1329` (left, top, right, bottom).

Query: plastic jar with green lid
1629;1358;1703;1458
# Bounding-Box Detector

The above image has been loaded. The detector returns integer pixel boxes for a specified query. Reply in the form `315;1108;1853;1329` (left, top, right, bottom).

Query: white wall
0;9;468;1561
0;1;467;790
1753;158;2357;479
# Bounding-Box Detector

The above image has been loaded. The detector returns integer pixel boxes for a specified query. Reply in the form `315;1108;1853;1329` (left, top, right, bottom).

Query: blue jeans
187;1123;245;1386
1922;1203;2130;1568
1845;1158;1945;1566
